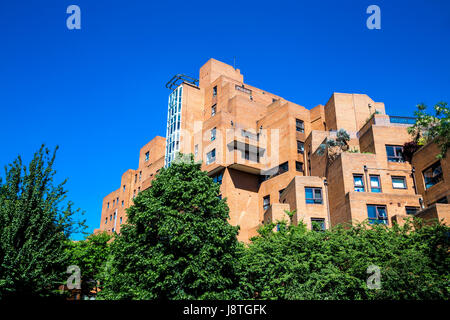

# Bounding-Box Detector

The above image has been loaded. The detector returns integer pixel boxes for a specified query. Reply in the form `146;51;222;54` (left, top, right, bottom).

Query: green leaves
238;220;449;300
0;145;86;299
99;154;241;300
408;102;449;158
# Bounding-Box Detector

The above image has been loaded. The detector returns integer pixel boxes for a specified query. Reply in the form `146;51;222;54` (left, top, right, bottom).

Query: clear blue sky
1;0;449;239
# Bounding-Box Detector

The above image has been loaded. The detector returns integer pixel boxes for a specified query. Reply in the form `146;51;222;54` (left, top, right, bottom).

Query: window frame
386;145;404;162
311;218;326;231
206;149;216;165
297;140;304;154
422;161;443;189
295;161;303;172
305;187;323;204
391;176;407;189
296;119;305;133
369;175;382;193
353;174;365;192
405;206;419;215
263;195;270;211
367;204;388;225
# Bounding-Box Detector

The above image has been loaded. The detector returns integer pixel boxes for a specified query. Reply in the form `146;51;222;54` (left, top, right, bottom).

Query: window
105;217;107;225
135;174;137;183
206;149;216;164
211;127;216;141
369;175;382;193
263;195;270;211
392;176;407;189
296;119;305;133
423;161;443;189
297;141;304;154
311;218;326;231
211;104;216;116
305;187;323;204
123;185;126;192
279;162;289;174
244;150;250;160
133;190;136;199
120;217;122;224
112;228;115;233
295;161;303;172
367;205;388;224
109;214;112;221
213;86;217;97
194;144;198;157
116;197;119;204
145;151;150;161
386;145;404;162
353;174;365;192
113;200;115;206
437;197;448;204
406;207;419;215
212;171;224;185
139;171;142;181
121;200;124;207
107;202;110;209
279;189;285;201
138;187;140;193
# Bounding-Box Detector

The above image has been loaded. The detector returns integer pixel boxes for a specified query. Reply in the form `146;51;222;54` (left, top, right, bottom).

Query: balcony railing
389;116;416;125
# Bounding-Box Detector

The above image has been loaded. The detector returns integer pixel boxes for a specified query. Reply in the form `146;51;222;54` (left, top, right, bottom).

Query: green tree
408;102;449;158
98;154;242;299
66;232;112;298
237;215;449;300
0;145;86;298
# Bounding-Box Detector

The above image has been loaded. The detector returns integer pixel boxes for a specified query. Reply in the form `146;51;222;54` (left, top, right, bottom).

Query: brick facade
95;58;449;241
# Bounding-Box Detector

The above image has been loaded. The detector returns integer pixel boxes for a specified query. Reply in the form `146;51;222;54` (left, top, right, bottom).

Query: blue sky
1;0;449;239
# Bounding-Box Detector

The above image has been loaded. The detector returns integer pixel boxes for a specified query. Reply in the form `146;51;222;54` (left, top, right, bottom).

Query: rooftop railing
389;116;416;125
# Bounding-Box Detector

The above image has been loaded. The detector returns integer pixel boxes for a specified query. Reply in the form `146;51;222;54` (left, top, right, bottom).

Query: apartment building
96;58;449;242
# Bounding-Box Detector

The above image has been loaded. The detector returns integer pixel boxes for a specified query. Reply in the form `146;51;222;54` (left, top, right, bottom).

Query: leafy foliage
237;216;449;300
317;129;350;162
66;232;112;298
408;102;449;158
0;145;86;299
402;141;420;163
98;154;242;300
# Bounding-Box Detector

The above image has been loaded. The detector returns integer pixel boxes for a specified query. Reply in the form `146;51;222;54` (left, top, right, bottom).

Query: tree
98;154;242;299
237;214;449;300
66;232;112;298
317;129;350;176
0;145;86;298
408;102;449;158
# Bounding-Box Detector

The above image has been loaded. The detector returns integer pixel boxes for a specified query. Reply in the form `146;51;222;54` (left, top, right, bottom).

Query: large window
423;161;443;189
297;141;304;154
392;176;407;189
296;119;305;133
263;195;270;211
305;187;323;204
367;205;388;224
386;145;404;162
353;174;365;192
311;218;326;231
369;175;382;193
206;149;216;165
